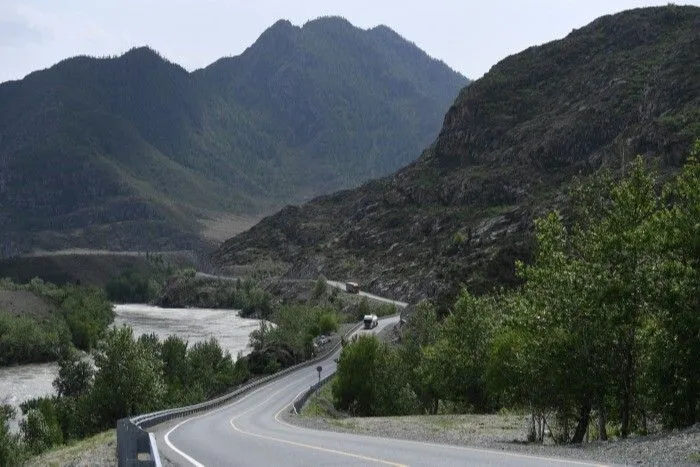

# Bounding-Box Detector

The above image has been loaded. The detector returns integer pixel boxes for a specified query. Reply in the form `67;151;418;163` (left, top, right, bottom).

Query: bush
0;404;26;466
311;277;328;300
333;335;416;416
20;402;63;454
317;311;338;335
60;286;114;351
0;312;70;365
105;270;152;303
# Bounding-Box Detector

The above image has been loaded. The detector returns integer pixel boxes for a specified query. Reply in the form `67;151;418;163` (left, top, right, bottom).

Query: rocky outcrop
214;6;700;309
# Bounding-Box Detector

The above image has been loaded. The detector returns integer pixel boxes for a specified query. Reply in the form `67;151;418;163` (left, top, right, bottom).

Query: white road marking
162;372;304;466
229;381;406;466
164;419;205;467
273;390;609;467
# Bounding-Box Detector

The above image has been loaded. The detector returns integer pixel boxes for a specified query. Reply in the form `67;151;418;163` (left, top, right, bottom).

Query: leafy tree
333;334;416;416
639;150;700;427
333;335;382;415
0;404;25;466
424;291;499;413
0;312;70;365
105;270;152;303
20;404;63;454
399;301;439;414
316;310;338;335
311;276;328;300
161;335;189;402
53;350;94;398
185;338;236;400
487;154;700;442
60;286;114;351
89;326;165;429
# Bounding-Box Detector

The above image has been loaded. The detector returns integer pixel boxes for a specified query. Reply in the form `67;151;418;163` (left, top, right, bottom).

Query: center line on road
230;418;408;467
163;375;303;466
229;383;407;467
272;393;608;467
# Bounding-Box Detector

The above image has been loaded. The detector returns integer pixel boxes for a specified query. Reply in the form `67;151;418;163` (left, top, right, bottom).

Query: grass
301;377;337;418
24;429;116;467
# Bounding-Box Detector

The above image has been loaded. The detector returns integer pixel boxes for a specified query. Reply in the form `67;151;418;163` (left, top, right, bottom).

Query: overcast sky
0;0;694;84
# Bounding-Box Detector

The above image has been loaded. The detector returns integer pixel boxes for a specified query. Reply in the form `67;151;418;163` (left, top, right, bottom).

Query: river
0;304;261;429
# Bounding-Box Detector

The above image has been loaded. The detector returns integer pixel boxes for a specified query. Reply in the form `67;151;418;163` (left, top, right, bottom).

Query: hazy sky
0;1;694;84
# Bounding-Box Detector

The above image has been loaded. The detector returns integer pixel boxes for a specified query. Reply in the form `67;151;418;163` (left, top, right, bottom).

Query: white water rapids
0;304;261;430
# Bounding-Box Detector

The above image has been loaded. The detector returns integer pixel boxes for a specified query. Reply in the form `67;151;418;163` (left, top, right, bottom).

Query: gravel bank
282;409;700;466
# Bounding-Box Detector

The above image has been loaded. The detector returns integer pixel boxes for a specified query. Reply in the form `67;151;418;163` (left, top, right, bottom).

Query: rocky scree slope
214;6;700;308
0;17;466;255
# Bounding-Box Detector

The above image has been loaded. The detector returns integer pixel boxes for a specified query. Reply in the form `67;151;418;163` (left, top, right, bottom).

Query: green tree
399;301;440;414
53;351;94;398
640;151;700;427
421;291;499;413
311;276;328;300
486;155;699;442
20;405;63;454
161;335;189;402
60;286;114;351
185;338;236;400
89;326;165;429
333;335;382;415
333;334;416;416
0;404;25;466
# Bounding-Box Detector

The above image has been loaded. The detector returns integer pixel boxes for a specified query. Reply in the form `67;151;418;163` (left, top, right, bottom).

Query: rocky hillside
214;5;700;308
0;17;467;255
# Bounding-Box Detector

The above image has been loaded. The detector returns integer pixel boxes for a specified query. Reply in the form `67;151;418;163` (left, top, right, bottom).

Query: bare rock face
214;6;700;309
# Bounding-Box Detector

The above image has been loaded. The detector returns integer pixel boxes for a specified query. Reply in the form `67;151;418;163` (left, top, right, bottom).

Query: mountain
0;17;467;255
213;5;700;307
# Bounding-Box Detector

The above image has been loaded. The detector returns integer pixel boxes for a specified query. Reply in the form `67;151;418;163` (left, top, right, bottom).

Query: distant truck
363;314;378;329
345;282;360;294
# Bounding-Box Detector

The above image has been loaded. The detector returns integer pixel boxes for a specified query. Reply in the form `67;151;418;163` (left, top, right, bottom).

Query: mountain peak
214;5;699;307
302;15;354;29
0;15;467;255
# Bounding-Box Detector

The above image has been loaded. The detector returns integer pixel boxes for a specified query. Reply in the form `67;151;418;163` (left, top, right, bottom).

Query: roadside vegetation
0;279;114;366
0;327;250;463
0;270;362;462
332;150;700;444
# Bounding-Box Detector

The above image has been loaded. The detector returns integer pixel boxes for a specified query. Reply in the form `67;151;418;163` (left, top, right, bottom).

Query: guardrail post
117;418;155;466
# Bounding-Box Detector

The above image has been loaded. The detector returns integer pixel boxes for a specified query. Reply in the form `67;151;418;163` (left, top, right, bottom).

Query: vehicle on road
363;314;378;329
345;281;360;294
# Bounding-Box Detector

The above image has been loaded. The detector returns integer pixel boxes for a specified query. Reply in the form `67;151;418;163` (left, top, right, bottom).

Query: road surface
151;313;605;466
326;280;408;308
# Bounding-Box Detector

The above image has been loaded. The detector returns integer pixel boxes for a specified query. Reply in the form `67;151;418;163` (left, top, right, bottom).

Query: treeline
247;304;339;373
0;327;249;463
0;279;114;366
0;278;353;463
334;152;699;442
153;272;275;318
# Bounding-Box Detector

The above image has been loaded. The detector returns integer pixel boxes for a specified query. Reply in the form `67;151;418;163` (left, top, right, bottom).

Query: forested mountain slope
214;5;700;307
0;17;467;254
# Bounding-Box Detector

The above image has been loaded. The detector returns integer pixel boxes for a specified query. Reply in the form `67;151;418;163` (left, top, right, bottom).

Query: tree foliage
336;150;699;442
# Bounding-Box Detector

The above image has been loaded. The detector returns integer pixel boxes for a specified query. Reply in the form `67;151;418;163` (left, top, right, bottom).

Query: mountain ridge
213;5;700;308
0;18;468;255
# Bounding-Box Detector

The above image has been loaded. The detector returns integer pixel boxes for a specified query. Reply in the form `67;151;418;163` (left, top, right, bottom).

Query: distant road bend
151;287;606;466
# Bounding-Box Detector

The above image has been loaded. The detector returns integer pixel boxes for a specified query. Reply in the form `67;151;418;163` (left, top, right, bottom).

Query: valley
0;4;698;466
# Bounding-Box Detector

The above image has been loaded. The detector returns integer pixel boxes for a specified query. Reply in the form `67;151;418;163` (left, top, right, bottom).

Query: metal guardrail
117;324;361;466
292;372;335;414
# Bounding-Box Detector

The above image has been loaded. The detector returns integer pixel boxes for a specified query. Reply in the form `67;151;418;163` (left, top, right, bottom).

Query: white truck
363;314;378;329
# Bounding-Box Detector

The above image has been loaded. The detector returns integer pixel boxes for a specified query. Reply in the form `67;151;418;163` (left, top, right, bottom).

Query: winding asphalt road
150;292;607;466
